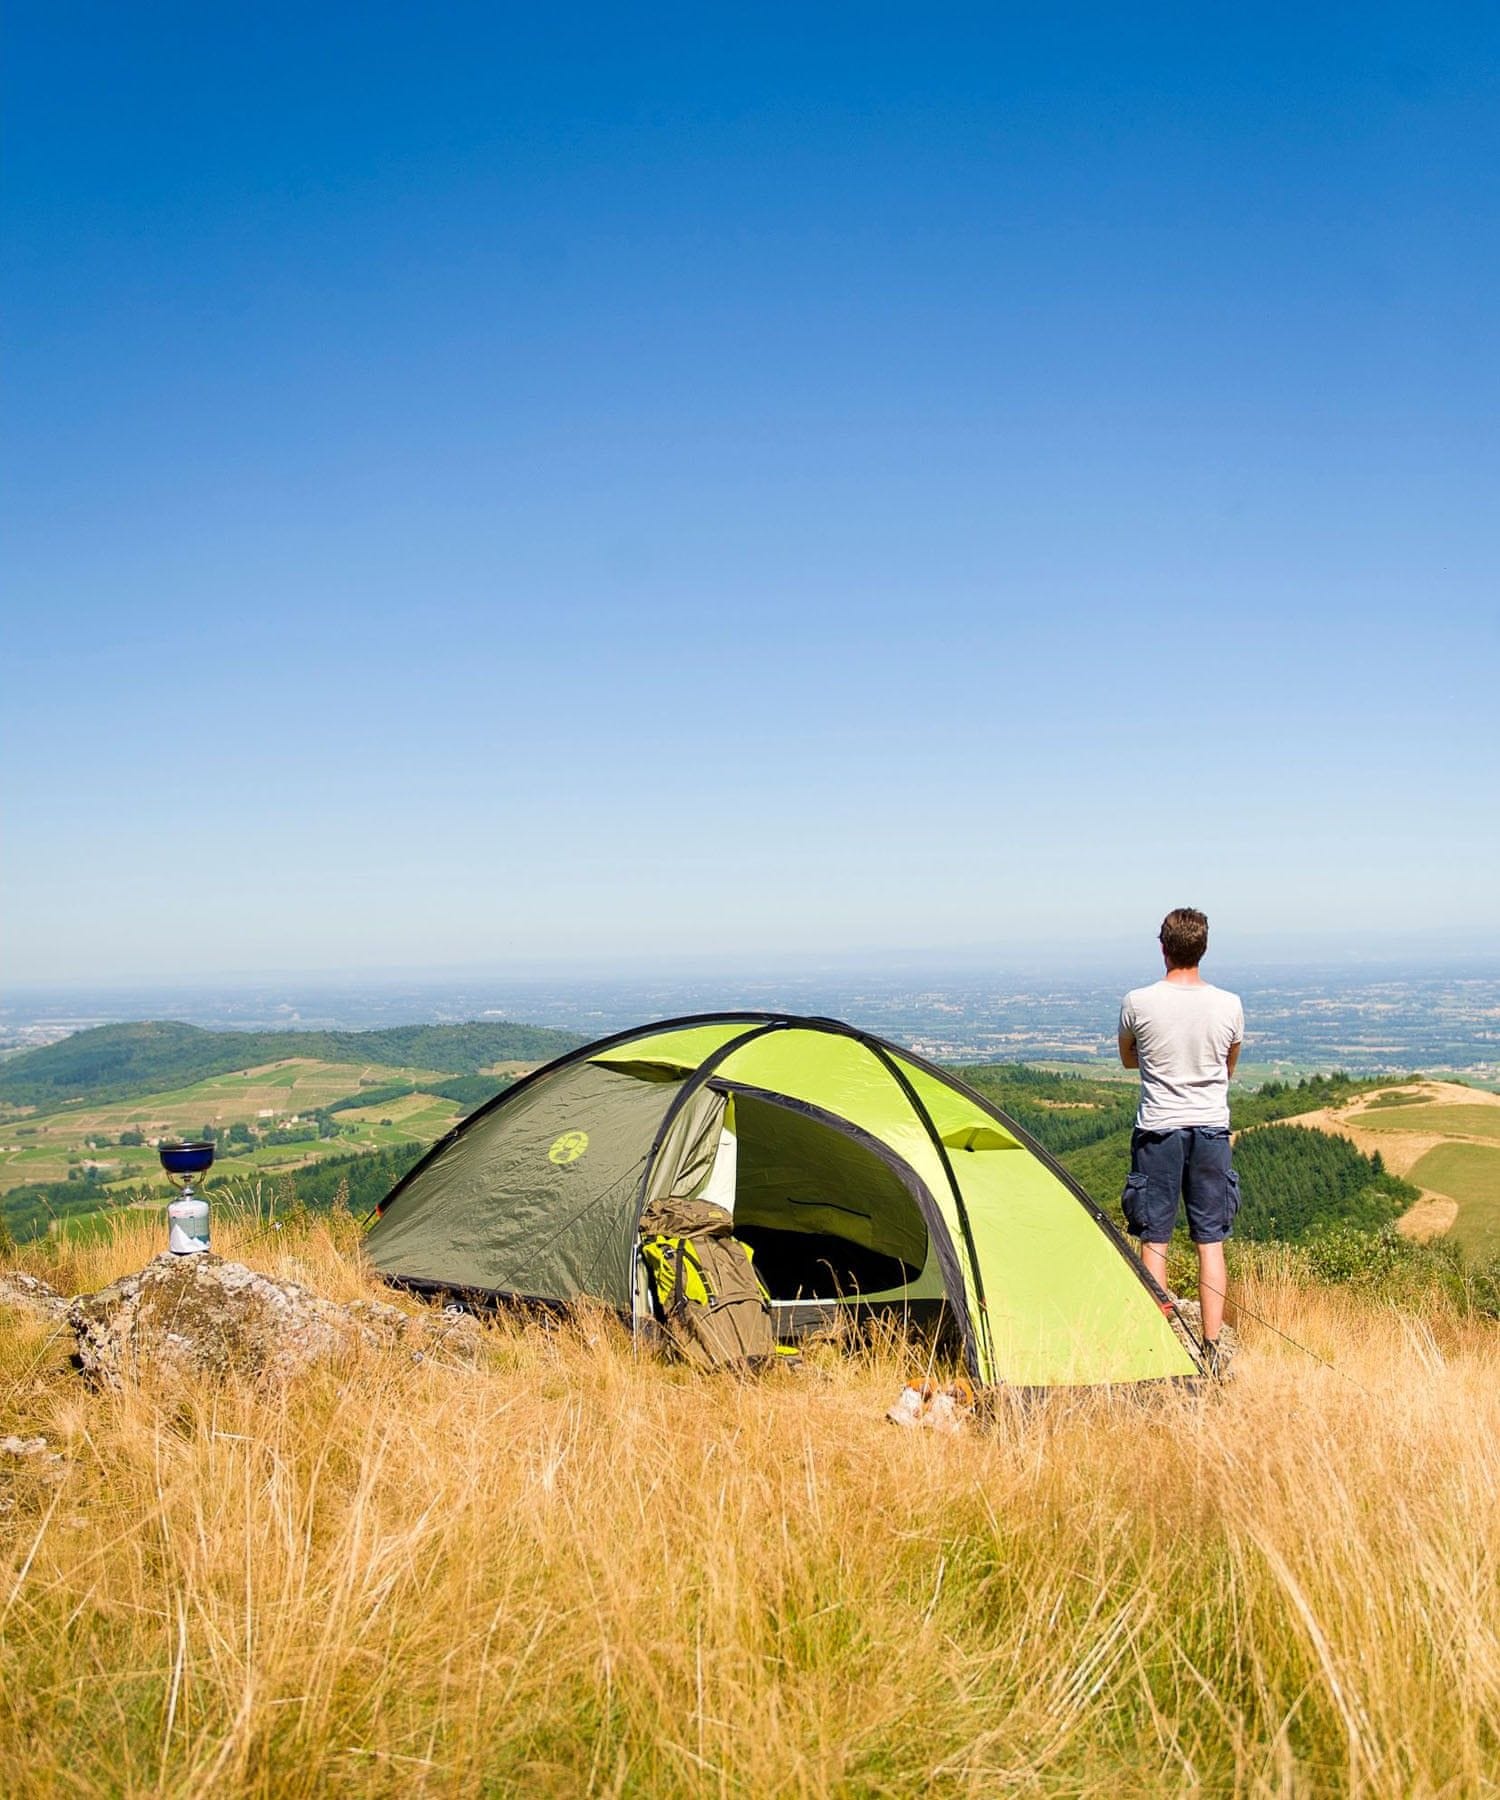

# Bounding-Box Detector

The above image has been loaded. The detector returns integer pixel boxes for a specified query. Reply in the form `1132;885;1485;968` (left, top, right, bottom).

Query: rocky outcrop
0;1269;69;1323
67;1253;483;1387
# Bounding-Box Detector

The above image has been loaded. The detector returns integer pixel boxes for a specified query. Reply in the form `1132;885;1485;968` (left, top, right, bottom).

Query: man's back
1120;979;1244;1130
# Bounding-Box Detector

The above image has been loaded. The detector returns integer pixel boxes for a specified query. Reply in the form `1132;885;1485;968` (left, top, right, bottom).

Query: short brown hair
1159;907;1209;970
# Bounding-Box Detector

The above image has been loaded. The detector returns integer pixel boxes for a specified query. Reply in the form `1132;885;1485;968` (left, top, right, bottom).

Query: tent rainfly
365;1013;1204;1389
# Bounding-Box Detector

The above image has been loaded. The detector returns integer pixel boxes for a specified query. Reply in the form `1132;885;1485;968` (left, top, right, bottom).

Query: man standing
1118;908;1244;1374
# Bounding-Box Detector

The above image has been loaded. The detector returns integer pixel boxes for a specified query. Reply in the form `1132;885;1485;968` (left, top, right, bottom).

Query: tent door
706;1081;932;1301
698;1097;738;1212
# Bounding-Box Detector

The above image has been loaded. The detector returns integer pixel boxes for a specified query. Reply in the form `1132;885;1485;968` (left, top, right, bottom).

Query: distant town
5;962;1498;1083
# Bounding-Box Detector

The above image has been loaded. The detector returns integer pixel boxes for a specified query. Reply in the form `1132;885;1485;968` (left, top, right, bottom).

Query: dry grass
2;1213;1498;1797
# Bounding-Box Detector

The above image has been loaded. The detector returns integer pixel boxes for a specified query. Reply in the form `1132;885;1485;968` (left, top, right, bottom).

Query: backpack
638;1198;779;1370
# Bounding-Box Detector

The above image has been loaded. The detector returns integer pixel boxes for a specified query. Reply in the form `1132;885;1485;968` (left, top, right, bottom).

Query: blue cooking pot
159;1140;216;1177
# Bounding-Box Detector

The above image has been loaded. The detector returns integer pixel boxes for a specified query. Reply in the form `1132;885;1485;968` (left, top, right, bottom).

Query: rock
340;1297;415;1341
67;1253;479;1388
406;1304;485;1364
347;1299;485;1365
0;1436;67;1498
1166;1297;1242;1374
0;1270;69;1323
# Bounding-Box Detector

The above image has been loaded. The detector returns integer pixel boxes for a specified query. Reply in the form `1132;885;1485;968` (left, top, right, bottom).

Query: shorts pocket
1121;1173;1149;1237
1224;1169;1242;1231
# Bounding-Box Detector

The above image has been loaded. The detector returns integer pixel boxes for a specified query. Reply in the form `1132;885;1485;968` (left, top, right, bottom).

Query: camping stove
160;1140;215;1254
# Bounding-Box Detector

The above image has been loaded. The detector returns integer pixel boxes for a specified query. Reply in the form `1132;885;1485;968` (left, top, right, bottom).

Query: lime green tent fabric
366;1013;1201;1389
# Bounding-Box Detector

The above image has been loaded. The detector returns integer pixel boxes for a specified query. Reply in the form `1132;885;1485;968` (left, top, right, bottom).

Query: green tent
366;1013;1202;1389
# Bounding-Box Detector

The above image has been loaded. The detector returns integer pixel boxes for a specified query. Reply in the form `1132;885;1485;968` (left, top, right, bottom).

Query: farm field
0;1059;464;1194
0;1019;586;1244
1408;1143;1500;1259
1356;1103;1500;1142
330;1091;464;1132
1269;1080;1500;1255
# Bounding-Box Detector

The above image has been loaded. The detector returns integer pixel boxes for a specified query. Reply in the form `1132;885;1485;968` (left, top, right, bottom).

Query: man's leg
1125;1129;1187;1299
1140;1240;1171;1295
1183;1128;1236;1353
1196;1240;1227;1343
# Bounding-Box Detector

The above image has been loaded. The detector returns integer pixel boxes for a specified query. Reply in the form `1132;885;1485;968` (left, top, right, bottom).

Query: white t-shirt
1119;980;1244;1130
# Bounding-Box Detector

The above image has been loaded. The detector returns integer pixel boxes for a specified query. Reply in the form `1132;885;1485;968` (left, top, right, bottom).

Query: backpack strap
640;1232;719;1313
675;1237;717;1308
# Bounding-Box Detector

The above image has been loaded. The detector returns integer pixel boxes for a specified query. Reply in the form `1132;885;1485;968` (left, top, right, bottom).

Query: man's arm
1118;1027;1139;1070
1226;999;1245;1081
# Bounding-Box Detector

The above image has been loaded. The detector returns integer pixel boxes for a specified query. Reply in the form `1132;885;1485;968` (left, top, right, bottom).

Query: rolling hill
1263;1078;1500;1259
0;1023;1480;1262
951;1063;1416;1243
0;1019;581;1111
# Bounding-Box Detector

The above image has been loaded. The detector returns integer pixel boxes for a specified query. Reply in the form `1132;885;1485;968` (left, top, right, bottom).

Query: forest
1229;1124;1415;1241
951;1063;1414;1244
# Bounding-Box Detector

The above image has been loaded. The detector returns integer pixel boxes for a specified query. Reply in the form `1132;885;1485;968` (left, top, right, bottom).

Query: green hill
0;1019;583;1111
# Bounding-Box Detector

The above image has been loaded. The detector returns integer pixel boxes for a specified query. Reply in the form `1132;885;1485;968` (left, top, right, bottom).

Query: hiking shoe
1202;1338;1230;1380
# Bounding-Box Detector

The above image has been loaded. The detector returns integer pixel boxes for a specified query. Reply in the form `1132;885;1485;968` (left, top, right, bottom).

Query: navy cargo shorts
1121;1126;1241;1246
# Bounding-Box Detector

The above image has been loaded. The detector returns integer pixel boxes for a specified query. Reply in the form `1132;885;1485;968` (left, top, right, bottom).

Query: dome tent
366;1013;1203;1389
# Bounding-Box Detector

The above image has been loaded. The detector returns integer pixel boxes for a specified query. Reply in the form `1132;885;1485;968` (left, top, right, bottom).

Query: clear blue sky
4;4;1497;981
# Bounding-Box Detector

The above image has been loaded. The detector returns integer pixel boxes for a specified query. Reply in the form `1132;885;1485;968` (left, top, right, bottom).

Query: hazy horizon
6;952;1498;1077
7;925;1500;995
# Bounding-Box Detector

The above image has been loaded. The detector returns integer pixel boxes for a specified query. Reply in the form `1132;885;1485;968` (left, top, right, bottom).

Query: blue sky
4;3;1497;981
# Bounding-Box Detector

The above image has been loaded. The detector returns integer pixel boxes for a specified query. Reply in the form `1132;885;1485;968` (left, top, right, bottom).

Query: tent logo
548;1130;589;1167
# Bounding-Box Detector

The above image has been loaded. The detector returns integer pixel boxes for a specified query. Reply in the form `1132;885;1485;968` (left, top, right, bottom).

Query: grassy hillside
1408;1143;1500;1258
3;1038;1480;1260
1254;1079;1500;1261
1;1213;1497;1794
0;1019;582;1111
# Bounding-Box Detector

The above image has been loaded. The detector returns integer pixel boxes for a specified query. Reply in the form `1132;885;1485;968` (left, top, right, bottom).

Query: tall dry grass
1;1209;1497;1797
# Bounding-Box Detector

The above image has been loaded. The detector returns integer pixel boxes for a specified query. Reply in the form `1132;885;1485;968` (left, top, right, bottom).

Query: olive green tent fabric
640;1082;726;1214
368;1060;676;1305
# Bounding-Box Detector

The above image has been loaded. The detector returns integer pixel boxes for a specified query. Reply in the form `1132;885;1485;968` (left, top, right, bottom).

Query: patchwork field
331;1091;463;1131
0;1020;585;1247
0;1060;487;1204
1357;1103;1500;1143
1275;1080;1500;1254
